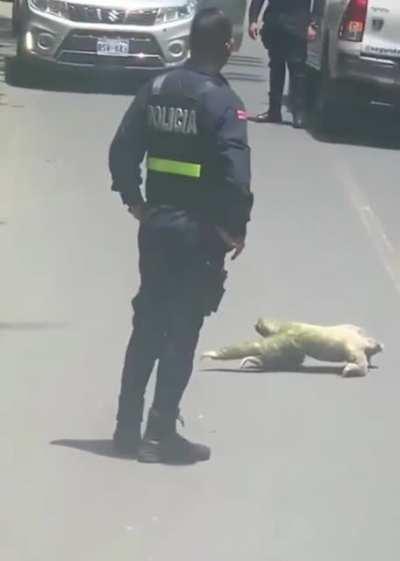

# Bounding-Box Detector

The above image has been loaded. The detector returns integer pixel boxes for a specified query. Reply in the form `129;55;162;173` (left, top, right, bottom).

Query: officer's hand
216;227;245;261
248;23;259;40
128;203;147;221
229;238;245;261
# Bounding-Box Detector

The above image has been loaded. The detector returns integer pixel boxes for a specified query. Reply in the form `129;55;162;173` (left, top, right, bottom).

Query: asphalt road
1;5;400;561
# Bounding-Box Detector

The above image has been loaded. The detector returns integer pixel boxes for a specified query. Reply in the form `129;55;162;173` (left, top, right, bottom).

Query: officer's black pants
116;208;226;429
261;25;307;113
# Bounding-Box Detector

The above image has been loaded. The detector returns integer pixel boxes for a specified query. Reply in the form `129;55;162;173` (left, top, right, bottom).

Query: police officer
248;0;313;128
109;8;253;465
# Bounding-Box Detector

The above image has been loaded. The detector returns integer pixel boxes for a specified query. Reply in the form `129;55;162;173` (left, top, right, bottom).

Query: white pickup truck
307;0;400;130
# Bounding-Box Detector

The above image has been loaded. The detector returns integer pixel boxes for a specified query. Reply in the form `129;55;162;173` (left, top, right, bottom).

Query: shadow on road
202;364;379;377
51;439;204;465
5;58;149;96
308;105;400;151
51;439;134;460
4;52;267;94
201;365;346;376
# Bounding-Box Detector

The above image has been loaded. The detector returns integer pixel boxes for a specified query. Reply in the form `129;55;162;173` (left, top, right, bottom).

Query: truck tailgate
362;0;400;59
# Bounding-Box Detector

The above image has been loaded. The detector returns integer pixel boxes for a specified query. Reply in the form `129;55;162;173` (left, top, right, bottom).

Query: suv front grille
67;4;158;26
126;9;158;25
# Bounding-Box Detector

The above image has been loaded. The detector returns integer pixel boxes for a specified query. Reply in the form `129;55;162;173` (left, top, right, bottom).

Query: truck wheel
313;65;340;133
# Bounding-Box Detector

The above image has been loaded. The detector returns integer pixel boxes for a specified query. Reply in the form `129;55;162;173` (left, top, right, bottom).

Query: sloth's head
365;339;384;358
255;319;284;337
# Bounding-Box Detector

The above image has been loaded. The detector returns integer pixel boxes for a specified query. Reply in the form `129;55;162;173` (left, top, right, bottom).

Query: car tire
7;37;37;88
312;64;341;134
6;56;27;87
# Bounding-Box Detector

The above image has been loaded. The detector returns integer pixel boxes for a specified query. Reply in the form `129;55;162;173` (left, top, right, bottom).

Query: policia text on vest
147;105;198;136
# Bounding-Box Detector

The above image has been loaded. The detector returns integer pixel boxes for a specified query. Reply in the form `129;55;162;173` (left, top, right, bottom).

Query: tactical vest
144;69;218;216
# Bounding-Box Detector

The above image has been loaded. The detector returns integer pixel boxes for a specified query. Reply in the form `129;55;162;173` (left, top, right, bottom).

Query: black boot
113;428;141;457
137;408;211;465
248;85;283;124
253;56;286;124
113;397;144;457
248;109;283;124
292;110;306;129
289;63;307;129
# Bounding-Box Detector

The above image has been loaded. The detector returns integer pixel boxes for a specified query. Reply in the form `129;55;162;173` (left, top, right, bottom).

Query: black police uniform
249;0;311;124
109;62;253;460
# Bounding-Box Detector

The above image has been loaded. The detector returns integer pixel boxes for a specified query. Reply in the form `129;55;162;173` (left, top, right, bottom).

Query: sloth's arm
202;341;263;361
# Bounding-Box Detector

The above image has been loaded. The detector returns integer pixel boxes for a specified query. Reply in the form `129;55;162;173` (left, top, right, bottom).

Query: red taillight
339;0;368;42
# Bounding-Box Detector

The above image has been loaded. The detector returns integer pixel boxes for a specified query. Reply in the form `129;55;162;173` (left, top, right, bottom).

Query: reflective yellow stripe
147;157;201;178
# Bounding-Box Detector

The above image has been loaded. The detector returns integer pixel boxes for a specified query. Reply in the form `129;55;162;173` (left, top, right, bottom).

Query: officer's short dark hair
190;8;233;57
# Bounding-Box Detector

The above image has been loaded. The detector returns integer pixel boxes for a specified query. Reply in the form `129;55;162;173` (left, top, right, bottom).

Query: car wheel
7;36;36;87
312;64;341;133
6;57;27;87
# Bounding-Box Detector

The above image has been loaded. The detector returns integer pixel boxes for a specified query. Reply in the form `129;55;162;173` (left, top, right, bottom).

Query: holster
200;261;228;316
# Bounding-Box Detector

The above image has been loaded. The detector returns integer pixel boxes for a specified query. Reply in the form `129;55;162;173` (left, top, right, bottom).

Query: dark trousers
116;207;226;430
261;23;307;113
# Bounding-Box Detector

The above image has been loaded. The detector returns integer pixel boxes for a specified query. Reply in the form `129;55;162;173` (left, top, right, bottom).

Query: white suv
11;0;246;73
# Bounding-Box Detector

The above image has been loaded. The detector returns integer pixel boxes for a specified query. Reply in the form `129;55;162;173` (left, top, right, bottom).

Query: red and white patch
236;109;248;121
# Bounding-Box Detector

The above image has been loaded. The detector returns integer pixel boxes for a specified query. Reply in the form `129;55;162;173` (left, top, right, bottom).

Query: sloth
202;319;384;377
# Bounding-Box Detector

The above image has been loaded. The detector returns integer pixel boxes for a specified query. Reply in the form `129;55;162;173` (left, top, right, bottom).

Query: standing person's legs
250;27;286;123
152;309;204;416
113;223;169;455
268;53;286;118
113;291;167;451
287;35;308;128
138;252;226;464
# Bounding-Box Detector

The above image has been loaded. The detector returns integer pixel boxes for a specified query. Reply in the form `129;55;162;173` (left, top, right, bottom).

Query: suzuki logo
107;9;121;22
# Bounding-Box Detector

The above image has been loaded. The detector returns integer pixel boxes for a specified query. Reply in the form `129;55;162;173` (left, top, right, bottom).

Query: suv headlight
156;1;197;24
28;0;69;20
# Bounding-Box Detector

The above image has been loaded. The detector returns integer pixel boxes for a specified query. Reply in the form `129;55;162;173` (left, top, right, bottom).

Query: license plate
97;38;129;57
